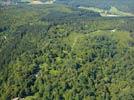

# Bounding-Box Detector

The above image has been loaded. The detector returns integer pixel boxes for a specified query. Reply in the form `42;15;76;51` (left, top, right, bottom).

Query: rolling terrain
0;1;134;100
56;0;134;13
79;6;134;17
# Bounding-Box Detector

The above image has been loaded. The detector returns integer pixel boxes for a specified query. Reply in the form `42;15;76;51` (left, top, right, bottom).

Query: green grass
79;6;134;17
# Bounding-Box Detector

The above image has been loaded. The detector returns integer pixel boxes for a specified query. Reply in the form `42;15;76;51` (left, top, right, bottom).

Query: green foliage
57;0;134;13
0;5;134;100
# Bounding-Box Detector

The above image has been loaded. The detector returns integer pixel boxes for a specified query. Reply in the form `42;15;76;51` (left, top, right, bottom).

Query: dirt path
72;37;78;50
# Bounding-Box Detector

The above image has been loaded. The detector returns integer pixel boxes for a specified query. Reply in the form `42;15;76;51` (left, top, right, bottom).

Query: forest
0;4;134;100
56;0;134;13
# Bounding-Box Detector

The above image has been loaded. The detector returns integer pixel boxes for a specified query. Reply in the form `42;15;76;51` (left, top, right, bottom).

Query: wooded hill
0;4;134;100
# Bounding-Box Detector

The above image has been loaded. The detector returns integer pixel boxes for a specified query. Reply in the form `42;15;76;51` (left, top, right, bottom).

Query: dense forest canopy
0;2;134;100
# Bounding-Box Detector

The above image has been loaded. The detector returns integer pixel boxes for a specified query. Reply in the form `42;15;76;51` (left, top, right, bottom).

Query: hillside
56;0;134;13
0;5;134;100
79;6;134;17
0;0;134;14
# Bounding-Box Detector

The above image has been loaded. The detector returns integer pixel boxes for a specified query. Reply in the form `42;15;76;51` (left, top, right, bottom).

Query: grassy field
79;6;134;17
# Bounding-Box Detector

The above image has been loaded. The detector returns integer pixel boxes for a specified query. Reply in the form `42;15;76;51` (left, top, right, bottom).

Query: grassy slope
79;6;134;17
56;0;134;13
